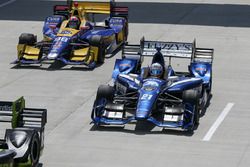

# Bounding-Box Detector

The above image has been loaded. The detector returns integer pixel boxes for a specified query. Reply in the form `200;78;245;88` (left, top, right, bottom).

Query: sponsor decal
144;80;159;87
119;63;131;67
110;19;123;23
60;30;72;35
0;105;11;111
47;17;61;23
195;67;206;71
142;80;159;91
144;41;192;51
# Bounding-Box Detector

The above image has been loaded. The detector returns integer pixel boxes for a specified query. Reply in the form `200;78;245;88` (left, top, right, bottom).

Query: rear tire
124;21;128;42
18;33;37;45
89;35;102;46
29;132;40;167
194;103;200;125
89;35;105;64
97;43;105;64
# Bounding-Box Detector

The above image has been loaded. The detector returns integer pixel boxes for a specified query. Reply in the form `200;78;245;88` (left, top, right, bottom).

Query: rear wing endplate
0;97;47;132
54;5;70;18
194;47;214;63
121;43;143;63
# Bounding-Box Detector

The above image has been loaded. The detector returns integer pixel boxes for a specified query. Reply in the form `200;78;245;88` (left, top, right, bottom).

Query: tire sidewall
29;132;40;167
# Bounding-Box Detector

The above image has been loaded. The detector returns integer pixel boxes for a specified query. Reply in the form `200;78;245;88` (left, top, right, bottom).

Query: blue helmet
150;63;163;78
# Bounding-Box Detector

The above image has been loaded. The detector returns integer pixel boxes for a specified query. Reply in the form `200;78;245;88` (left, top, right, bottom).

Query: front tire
18;33;37;45
96;85;114;101
183;89;200;103
93;85;114;120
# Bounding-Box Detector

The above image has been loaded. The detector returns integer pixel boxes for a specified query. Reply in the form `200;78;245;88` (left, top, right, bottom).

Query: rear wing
142;39;193;58
0;97;47;133
64;0;128;17
111;3;128;18
70;1;111;14
122;37;213;63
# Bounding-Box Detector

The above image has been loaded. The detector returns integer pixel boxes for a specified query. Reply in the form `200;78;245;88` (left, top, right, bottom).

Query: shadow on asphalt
37;163;43;167
89;122;194;137
10;60;104;71
200;94;213;117
1;1;250;27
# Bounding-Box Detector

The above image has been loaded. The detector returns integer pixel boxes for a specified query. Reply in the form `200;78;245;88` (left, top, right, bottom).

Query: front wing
91;98;195;130
13;42;100;68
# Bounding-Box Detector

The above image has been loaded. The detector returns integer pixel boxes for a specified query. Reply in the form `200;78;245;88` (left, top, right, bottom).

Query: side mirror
49;25;57;30
167;76;179;82
80;26;90;30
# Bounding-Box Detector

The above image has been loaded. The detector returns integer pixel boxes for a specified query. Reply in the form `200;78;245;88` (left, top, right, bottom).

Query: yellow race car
13;0;128;69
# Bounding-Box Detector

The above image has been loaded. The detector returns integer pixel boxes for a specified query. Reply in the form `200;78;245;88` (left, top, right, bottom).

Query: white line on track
202;103;235;141
0;0;16;8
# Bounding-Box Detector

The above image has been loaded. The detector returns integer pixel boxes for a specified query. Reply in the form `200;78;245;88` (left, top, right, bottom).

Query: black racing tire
89;35;106;64
29;132;40;167
187;125;194;133
183;89;200;104
97;44;105;64
194;103;200;125
89;35;102;46
124;21;128;42
96;85;114;101
208;76;212;95
18;33;37;45
186;102;200;133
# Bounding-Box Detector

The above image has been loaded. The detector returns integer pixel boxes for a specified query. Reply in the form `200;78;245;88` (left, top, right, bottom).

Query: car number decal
141;94;153;100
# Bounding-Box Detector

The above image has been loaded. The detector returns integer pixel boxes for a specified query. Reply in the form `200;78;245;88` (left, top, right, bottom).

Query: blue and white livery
91;37;214;132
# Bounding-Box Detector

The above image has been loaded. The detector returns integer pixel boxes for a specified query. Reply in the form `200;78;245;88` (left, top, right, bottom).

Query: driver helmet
150;63;163;78
68;16;80;29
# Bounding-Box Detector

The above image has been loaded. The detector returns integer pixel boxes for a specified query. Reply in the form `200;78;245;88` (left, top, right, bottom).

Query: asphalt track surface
0;0;250;166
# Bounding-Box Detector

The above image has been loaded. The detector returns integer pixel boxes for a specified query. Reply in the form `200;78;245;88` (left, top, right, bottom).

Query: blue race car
13;1;128;69
91;38;213;131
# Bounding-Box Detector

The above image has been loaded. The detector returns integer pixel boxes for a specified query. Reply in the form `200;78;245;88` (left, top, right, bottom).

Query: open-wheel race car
0;97;47;166
91;37;213;132
13;0;128;69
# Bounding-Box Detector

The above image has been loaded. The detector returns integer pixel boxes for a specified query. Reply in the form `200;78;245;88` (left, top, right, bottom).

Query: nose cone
135;109;150;120
47;53;58;60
